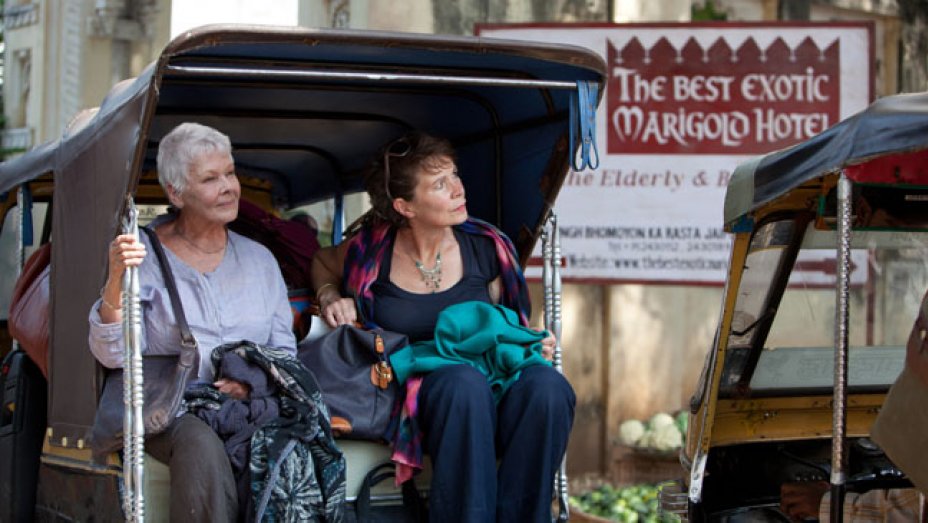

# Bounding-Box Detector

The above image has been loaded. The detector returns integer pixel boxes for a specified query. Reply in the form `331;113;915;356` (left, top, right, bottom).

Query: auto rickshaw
664;92;928;521
0;24;605;521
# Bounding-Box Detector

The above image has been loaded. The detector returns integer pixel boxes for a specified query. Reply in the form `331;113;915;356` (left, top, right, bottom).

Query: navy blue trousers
418;364;576;523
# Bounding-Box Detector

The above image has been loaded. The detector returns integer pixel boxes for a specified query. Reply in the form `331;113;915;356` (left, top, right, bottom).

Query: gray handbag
89;227;199;461
297;324;408;441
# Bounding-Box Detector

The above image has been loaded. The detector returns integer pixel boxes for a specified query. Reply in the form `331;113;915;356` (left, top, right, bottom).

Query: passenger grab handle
542;213;570;522
121;196;146;522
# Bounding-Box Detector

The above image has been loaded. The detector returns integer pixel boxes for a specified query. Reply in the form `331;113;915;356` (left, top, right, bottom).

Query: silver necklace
414;251;442;293
175;228;227;255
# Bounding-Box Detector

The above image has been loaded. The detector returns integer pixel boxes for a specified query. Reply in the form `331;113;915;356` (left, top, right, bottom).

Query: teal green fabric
388;301;551;402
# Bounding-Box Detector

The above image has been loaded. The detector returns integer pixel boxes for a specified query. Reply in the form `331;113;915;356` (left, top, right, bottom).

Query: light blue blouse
88;216;296;381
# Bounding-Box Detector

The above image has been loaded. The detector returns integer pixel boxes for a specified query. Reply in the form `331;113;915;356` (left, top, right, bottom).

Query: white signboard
478;23;874;283
790;250;869;287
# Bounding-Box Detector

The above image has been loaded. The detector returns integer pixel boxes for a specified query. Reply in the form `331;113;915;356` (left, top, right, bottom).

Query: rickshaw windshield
721;219;928;397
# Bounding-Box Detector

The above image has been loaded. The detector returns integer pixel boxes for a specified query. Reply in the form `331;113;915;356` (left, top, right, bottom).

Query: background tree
898;0;928;92
692;0;727;21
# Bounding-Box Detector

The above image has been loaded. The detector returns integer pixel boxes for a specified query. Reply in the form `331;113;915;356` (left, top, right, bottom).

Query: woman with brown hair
312;131;574;522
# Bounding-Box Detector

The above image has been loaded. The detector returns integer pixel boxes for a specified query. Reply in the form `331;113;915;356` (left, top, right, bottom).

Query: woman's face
399;155;467;228
171;149;240;226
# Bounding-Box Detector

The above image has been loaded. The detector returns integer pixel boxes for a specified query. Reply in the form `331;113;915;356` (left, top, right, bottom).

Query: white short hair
156;122;232;194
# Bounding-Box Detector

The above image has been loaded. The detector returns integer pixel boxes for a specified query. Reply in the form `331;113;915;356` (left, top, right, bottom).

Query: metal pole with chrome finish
122;198;145;522
831;173;852;523
543;212;570;522
165;64;579;90
12;187;25;353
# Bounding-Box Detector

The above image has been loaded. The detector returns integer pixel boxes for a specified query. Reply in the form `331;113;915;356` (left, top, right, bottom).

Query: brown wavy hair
359;131;457;229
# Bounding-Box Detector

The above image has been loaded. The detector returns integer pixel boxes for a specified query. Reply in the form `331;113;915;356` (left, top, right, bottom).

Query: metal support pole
543;213;570;522
15;186;25;273
12;187;25;353
166;65;579;90
122;198;145;522
831;174;852;523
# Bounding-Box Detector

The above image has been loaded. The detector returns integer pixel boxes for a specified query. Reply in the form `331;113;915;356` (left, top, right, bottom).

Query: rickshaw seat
302;308;433;504
137;442;431;515
143;454;170;522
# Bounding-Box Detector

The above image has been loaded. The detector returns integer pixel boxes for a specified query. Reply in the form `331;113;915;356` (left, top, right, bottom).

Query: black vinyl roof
726;91;928;227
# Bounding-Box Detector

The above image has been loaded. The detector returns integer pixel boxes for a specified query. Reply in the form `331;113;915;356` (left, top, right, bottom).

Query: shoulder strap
140;227;197;352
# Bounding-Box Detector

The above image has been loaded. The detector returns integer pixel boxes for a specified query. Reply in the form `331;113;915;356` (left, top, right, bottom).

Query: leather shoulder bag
8;242;51;378
90;227;199;460
297;324;408;441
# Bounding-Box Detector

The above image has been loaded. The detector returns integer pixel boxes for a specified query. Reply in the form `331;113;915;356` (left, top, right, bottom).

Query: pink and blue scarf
342;217;531;482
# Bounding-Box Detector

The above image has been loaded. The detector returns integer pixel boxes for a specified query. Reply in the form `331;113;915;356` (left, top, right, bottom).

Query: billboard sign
478;23;873;283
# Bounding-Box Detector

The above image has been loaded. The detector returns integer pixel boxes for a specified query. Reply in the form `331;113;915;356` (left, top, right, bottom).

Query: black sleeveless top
370;227;500;342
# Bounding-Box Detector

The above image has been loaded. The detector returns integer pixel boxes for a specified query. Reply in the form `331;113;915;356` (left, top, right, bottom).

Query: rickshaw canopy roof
725;91;928;229
0;25;605;446
2;24;606;250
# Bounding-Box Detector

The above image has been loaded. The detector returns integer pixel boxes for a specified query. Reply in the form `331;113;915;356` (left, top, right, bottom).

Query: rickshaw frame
675;92;928;522
0;24;606;521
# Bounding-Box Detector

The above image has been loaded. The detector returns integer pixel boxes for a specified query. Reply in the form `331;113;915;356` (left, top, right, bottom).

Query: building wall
303;0;615;33
3;0;171;149
808;2;899;97
614;0;691;21
3;2;44;150
718;0;900;96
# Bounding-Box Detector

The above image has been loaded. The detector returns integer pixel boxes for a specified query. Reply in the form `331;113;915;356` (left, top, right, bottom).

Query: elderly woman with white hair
88;122;296;521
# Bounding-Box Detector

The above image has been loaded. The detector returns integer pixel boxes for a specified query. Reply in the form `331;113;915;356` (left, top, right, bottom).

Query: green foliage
691;1;727;21
570;483;681;522
674;411;688;435
1;147;25;158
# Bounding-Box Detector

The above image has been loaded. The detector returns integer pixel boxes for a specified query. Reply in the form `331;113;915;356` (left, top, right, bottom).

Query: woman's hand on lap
214;378;250;399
